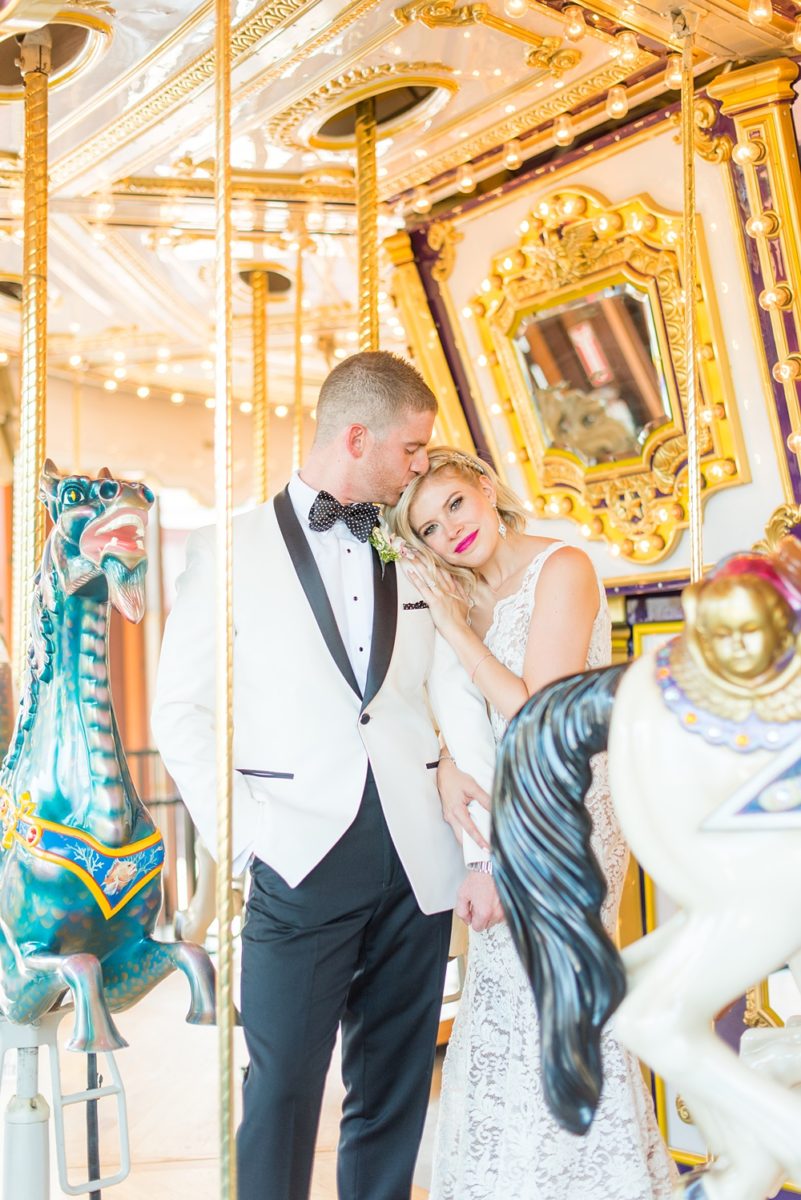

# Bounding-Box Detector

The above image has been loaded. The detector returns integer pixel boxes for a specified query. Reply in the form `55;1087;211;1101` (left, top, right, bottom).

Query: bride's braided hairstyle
384;446;529;595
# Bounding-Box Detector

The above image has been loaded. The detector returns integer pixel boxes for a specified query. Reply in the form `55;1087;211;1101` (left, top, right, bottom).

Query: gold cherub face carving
692;577;794;686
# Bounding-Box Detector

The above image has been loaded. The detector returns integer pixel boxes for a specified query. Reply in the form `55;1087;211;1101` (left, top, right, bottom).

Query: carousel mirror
513;281;671;465
472;187;747;564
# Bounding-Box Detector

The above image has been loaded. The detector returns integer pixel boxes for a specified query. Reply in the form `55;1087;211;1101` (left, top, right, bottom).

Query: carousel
0;0;799;1197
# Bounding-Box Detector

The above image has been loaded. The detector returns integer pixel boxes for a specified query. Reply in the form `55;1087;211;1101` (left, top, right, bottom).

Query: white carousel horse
493;541;801;1200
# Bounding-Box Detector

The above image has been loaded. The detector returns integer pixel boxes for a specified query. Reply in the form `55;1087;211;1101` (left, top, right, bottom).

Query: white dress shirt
288;472;375;695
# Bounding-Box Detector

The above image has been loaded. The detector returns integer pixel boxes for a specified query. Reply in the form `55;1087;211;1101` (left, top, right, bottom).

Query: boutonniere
369;521;404;575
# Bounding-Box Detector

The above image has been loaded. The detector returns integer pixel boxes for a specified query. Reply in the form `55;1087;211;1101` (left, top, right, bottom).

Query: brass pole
292;244;304;471
72;371;82;475
213;0;236;1195
675;8;703;583
14;28;51;687
355;97;379;352
251;269;268;503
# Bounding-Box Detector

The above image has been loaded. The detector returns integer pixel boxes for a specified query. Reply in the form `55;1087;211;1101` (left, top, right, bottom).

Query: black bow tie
308;490;379;543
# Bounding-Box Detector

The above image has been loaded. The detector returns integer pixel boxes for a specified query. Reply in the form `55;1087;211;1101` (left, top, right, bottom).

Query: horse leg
25;952;127;1052
615;913;801;1197
622;910;686;988
101;937;216;1025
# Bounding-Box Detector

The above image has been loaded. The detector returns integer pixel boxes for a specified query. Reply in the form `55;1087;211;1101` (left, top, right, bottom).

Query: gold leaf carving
263;62;454;152
754;503;801;554
427;220;463;284
669;97;733;165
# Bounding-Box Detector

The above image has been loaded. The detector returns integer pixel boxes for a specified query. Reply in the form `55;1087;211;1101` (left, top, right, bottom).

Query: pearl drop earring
494;504;507;539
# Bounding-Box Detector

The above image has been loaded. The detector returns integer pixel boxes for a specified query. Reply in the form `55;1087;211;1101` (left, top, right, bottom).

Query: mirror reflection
512;282;672;465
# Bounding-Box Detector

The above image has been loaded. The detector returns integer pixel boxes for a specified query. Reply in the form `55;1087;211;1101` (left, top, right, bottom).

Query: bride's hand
437;758;491;850
403;555;469;638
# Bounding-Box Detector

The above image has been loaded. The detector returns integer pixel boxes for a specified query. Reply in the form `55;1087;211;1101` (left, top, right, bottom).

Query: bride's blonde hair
385;446;529;595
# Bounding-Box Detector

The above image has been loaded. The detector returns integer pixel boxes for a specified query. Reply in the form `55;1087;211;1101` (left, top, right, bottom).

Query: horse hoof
186;1008;215;1027
65;1027;128;1053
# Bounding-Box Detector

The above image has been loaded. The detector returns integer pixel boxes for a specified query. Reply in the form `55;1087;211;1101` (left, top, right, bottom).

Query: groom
152;350;500;1200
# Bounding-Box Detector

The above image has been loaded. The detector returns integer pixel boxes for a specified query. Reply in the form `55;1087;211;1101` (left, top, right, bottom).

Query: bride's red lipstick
454;530;478;554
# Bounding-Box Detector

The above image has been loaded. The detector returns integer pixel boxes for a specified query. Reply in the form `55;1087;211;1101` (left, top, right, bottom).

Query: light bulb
611;30;639;63
748;0;772;24
7;187;24;218
503;0;527;16
563;5;586;41
553;114;575;147
68;353;82;368
504;139;522;169
606;85;629;119
411;186;431;215
137;386;150;398
170;391;185;405
457;164;475;193
794;14;801;50
91;194;114;222
664;54;682;90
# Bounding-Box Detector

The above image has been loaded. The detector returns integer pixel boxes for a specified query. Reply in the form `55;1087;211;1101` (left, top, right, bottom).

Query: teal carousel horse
0;461;215;1053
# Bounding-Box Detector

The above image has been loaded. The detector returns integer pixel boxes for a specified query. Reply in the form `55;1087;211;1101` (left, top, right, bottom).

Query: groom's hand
437;759;491;849
456;872;504;932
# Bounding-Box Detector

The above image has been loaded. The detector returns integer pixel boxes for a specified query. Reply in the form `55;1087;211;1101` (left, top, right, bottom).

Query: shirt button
358;646;364;652
346;548;351;554
353;595;358;601
360;713;371;725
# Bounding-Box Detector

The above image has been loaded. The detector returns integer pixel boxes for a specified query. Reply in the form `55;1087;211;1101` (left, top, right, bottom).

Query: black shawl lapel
362;551;398;712
273;486;362;699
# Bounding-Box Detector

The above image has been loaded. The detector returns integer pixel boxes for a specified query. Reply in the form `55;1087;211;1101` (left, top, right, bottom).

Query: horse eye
63;486;84;505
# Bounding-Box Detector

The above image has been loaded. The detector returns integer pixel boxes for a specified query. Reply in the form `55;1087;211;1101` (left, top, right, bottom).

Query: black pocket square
403;600;429;610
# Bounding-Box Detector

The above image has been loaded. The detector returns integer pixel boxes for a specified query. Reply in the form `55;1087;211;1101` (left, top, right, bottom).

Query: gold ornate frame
470;187;747;565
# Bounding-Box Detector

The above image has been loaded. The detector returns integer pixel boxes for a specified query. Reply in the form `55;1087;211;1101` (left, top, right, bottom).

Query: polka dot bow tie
308;490;380;543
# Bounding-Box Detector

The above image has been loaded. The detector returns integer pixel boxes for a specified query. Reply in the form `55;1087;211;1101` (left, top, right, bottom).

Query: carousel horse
494;540;801;1200
0;461;215;1053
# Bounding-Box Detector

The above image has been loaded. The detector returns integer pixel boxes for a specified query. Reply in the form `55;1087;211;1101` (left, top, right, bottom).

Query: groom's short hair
314;351;436;444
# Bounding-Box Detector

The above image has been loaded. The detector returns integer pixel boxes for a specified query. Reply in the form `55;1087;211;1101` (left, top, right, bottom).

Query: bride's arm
408;547;599;721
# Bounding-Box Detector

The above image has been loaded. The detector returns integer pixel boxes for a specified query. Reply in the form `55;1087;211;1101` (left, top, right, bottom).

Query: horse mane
2;549;56;774
492;663;630;1135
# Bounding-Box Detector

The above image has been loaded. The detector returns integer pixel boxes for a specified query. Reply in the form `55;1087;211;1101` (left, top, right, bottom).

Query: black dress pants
237;769;452;1200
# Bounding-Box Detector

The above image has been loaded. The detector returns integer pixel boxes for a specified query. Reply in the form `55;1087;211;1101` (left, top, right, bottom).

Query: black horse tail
492;662;630;1136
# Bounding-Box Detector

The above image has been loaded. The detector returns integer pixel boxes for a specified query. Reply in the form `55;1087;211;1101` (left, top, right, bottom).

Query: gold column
292;243;304;471
14;27;51;686
213;0;236;1195
355;97;379;353
383;230;474;449
251;269;268;503
675;10;703;583
708;60;801;502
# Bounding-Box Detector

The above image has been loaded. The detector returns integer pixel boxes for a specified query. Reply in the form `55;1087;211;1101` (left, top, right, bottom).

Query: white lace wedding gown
430;543;678;1200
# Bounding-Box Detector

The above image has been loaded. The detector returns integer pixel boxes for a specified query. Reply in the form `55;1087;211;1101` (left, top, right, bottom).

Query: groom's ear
344;423;368;459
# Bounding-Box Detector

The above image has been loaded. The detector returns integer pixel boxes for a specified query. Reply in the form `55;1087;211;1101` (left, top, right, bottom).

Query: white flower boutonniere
369;522;404;574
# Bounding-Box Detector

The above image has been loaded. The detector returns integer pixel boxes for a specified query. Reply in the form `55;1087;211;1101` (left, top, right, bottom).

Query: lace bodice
429;542;677;1200
484;541;611;744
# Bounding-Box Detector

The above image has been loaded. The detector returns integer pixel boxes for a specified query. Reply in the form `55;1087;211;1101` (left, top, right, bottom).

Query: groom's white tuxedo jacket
152;487;497;915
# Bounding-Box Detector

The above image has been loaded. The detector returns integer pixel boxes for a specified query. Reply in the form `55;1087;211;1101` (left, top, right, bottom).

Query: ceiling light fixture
747;0;772;24
563;5;586;40
503;139;523;169
552;114;575;147
606;85;629;119
664;54;682;90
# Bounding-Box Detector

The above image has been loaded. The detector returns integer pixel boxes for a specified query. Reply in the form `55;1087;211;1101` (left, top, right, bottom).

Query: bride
386;447;677;1200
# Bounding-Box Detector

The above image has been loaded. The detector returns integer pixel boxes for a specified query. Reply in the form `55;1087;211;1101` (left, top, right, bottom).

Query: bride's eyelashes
420;495;464;539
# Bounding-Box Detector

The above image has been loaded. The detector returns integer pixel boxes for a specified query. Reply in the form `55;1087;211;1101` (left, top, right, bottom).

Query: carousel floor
0;968;438;1198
